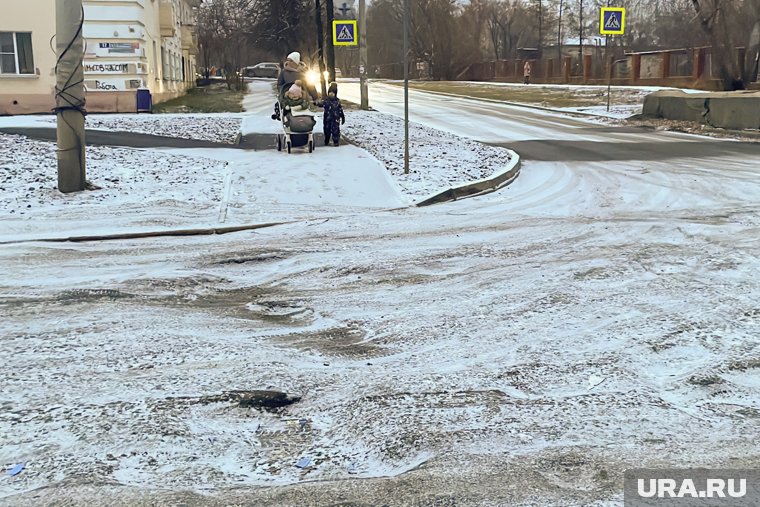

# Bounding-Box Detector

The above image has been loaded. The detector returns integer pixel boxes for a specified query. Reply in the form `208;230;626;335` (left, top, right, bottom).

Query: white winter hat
287;52;301;64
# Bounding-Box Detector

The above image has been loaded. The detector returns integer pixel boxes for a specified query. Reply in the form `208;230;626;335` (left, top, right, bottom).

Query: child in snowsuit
319;82;345;146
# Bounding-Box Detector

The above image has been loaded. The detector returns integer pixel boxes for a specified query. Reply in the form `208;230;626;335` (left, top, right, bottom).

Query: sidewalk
0;82;407;243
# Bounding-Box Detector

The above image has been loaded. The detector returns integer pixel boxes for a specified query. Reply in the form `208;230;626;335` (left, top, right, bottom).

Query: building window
0;32;35;75
153;41;159;80
161;45;168;81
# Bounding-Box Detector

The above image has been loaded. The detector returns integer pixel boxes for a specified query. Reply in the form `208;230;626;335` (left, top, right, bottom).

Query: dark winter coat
320;93;345;144
321;95;345;126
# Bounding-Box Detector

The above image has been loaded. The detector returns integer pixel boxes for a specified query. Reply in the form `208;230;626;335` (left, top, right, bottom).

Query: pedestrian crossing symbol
333;20;357;46
600;7;626;35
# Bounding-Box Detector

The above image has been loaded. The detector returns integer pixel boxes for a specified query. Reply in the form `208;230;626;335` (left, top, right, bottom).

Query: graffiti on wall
84;63;129;73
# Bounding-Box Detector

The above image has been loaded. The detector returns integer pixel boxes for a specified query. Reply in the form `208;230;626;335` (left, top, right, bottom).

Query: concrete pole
56;0;87;193
359;0;368;110
403;0;409;174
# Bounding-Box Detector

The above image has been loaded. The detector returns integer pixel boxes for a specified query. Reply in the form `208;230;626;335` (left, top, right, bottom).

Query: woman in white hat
272;52;317;120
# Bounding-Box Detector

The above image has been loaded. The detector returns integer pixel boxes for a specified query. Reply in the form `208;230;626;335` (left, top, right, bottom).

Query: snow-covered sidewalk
0;83;366;241
0;81;523;242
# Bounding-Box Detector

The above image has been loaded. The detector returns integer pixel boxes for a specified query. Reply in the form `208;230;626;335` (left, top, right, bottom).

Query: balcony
180;25;198;55
159;0;176;37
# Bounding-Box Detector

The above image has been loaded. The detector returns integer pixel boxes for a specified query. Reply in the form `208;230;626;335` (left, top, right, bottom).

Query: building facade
0;0;200;115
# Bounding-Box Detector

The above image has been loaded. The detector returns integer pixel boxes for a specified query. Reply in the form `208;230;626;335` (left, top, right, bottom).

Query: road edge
415;150;521;206
385;84;609;119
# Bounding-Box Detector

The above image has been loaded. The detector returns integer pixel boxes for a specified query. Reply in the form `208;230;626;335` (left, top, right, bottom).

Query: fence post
693;47;705;80
583;54;592;81
545;58;553;80
563;56;572;83
632;54;641;82
661;51;671;79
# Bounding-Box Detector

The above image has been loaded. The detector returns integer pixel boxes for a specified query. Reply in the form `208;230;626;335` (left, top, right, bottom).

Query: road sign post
600;7;625;112
403;0;409;174
359;0;368;110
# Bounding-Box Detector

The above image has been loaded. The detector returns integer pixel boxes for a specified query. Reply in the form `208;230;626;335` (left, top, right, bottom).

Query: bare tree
690;0;755;88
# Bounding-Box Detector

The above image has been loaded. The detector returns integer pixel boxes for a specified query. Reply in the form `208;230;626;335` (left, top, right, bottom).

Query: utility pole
315;0;327;97
538;0;542;53
558;0;563;63
326;0;336;81
403;0;409;174
55;0;87;193
359;0;368;109
579;0;584;70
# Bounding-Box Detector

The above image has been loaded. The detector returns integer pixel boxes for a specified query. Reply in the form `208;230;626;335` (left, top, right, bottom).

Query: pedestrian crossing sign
600;7;625;35
333;20;357;46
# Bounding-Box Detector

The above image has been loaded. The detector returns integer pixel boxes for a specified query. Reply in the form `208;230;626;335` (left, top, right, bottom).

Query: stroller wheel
286;140;292;154
308;139;314;153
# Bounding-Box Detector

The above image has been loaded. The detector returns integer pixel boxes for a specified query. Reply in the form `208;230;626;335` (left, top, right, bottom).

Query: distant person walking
523;60;532;85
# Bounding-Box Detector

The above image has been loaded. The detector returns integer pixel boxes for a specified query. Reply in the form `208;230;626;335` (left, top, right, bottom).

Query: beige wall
1;0;198;115
0;0;57;114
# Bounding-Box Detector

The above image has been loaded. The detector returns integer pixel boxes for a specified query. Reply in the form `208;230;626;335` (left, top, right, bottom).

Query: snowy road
339;81;760;219
2;83;760;505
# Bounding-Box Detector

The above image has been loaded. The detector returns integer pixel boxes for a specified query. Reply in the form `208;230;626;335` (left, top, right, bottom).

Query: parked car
243;62;281;79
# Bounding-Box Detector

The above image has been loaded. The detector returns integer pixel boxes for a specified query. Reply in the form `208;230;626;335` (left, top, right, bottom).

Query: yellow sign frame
600;7;625;35
333;20;357;46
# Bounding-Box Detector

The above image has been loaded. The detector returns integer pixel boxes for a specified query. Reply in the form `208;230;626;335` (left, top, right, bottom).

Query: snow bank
0;134;225;218
343;110;512;198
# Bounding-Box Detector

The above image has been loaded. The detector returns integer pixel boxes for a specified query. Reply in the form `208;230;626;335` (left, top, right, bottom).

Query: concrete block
643;90;760;130
704;92;760;130
642;90;707;122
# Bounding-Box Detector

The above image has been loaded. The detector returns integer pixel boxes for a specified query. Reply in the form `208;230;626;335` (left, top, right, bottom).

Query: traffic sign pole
359;0;368;110
600;6;625;112
403;0;409;174
607;45;613;112
606;0;610;112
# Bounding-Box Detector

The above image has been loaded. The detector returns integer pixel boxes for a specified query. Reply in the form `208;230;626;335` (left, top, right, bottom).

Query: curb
0;221;294;246
414;150;521;206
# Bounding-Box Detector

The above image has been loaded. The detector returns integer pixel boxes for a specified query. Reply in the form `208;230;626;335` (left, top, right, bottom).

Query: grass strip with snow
343;110;512;199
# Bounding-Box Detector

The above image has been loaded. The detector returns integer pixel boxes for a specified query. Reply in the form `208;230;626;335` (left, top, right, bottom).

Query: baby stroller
275;96;317;154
